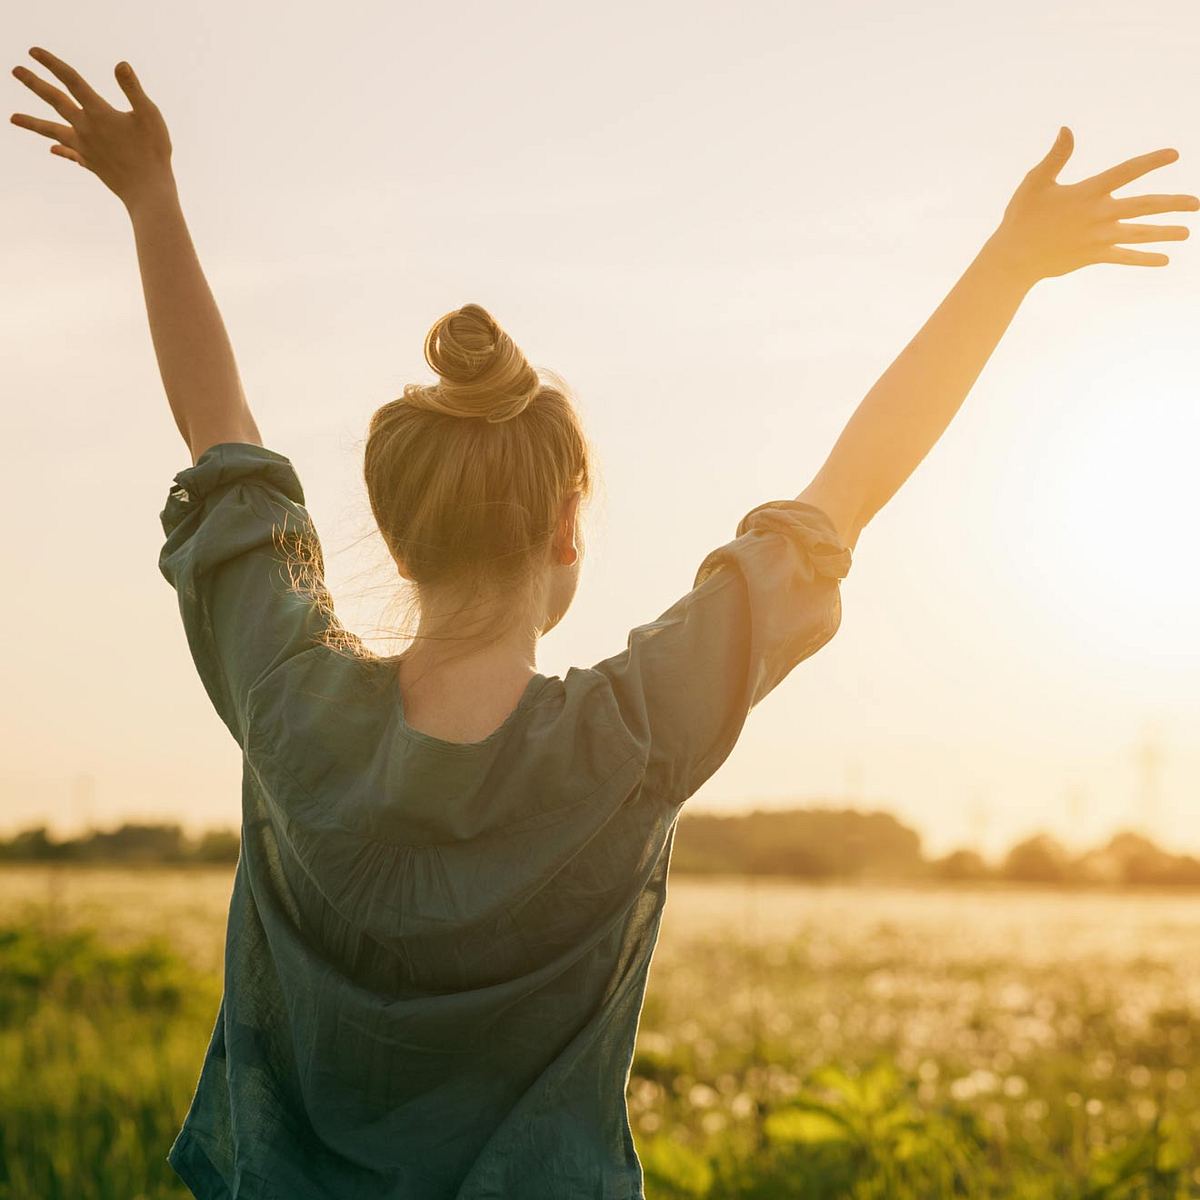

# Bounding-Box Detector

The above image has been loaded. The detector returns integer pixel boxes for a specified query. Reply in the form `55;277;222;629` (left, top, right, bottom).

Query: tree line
2;809;1199;886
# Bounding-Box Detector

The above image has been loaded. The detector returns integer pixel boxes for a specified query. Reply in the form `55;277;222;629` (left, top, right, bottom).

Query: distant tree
1163;854;1200;885
672;807;924;880
1003;833;1070;883
0;825;69;861
930;848;991;881
1105;831;1175;885
193;829;240;863
80;823;187;863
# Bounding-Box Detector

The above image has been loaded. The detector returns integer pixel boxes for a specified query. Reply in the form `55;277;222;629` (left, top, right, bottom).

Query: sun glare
1001;345;1199;666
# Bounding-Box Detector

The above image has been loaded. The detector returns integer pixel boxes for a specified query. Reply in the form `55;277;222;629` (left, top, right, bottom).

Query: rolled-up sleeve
590;499;852;807
159;442;335;746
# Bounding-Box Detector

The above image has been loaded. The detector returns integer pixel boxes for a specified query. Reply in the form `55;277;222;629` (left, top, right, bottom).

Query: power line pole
1136;729;1164;843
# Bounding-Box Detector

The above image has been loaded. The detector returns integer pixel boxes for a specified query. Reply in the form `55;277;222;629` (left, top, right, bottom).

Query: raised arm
799;128;1199;551
10;47;261;465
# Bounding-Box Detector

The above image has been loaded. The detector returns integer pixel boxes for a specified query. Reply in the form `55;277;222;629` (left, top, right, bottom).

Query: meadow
2;866;1199;1198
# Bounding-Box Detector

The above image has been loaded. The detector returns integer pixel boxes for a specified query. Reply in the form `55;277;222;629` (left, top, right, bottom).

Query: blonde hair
287;303;593;668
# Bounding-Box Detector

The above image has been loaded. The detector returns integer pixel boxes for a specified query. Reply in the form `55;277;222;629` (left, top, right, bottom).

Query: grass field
2;866;1199;1198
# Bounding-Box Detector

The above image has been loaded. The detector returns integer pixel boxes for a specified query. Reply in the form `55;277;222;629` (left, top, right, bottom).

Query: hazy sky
3;0;1199;859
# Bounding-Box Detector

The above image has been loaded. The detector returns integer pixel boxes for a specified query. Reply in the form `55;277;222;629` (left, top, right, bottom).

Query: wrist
976;229;1041;297
123;172;181;222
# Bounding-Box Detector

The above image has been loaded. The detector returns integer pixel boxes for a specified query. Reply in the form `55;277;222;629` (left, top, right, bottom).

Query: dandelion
969;1068;999;1094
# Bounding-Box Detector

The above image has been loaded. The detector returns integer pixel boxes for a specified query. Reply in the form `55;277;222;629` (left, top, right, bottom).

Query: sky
2;0;1199;860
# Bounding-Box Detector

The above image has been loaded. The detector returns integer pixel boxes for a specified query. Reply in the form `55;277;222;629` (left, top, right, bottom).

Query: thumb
115;61;152;110
1031;126;1074;183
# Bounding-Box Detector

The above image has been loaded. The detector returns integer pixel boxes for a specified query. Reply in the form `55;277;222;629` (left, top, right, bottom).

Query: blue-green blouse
159;442;852;1200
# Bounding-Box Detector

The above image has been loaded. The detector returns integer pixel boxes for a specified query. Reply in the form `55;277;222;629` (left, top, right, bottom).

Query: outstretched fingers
1109;193;1200;219
1090;247;1170;267
9;111;79;147
26;47;110;113
1108;222;1191;245
1081;148;1180;196
50;143;87;167
11;64;82;123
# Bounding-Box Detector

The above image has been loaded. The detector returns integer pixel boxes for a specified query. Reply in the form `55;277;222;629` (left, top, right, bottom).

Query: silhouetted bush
672;807;924;880
1003;834;1070;883
930;848;992;881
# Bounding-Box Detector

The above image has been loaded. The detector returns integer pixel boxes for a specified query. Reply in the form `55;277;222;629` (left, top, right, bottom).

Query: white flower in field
730;1092;756;1120
1128;1065;1152;1088
1003;1075;1028;1098
637;1031;672;1057
968;1069;999;1095
639;1112;661;1133
949;1076;976;1101
688;1083;718;1109
1024;1099;1049;1121
866;970;895;999
701;1111;727;1135
629;1078;663;1108
1085;1098;1103;1116
998;981;1032;1011
917;1059;940;1082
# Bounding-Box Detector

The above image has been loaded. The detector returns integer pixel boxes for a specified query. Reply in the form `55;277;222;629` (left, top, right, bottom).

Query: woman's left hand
10;47;173;211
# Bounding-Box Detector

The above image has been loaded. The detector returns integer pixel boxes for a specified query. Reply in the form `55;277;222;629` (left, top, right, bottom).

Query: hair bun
403;303;541;423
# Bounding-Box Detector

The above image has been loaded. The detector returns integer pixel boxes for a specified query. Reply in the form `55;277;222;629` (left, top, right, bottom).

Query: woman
10;46;1198;1200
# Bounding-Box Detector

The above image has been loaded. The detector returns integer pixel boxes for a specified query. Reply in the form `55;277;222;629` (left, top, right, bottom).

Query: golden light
997;334;1200;668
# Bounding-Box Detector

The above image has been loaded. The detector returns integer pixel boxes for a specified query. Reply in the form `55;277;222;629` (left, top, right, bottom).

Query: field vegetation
2;867;1199;1198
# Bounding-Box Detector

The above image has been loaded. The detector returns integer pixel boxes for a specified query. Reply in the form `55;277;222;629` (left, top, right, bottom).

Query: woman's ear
554;491;582;566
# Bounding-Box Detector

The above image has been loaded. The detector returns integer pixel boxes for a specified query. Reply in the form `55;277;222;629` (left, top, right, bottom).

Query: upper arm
158;442;336;744
589;499;853;808
188;411;264;466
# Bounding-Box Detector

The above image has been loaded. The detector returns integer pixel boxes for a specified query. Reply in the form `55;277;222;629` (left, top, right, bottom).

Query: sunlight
1004;342;1199;664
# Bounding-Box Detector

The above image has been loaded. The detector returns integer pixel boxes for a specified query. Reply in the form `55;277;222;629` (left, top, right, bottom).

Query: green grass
2;872;1200;1198
0;921;218;1200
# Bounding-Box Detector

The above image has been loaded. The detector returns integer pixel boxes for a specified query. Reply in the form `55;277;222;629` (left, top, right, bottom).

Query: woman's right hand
982;128;1199;288
10;47;174;213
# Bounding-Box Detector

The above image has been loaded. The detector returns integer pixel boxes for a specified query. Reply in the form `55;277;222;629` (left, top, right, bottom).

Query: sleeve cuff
733;499;852;581
161;443;304;536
